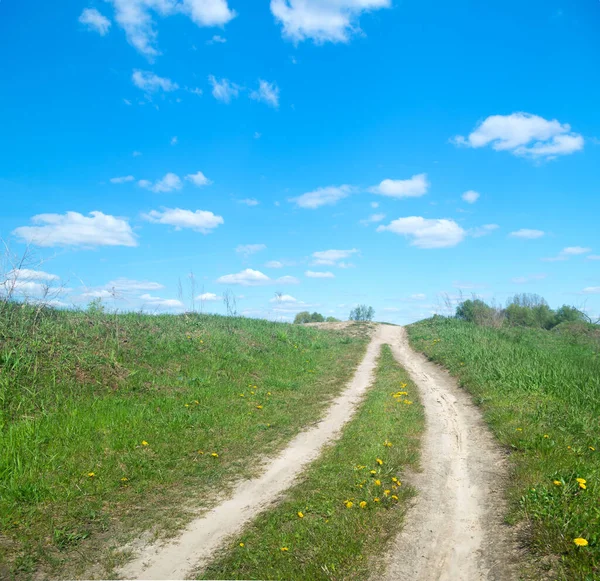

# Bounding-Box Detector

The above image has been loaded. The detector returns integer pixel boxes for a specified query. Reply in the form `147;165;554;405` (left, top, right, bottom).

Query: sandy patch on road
379;328;521;581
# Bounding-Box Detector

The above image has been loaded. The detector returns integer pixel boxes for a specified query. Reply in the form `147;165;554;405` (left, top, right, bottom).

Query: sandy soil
119;324;397;580
379;327;521;581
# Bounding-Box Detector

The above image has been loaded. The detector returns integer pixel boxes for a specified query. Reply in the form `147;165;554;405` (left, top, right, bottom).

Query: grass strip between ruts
198;343;425;581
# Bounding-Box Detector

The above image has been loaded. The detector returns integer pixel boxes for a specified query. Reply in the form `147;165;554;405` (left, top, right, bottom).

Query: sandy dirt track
380;327;520;581
120;324;395;580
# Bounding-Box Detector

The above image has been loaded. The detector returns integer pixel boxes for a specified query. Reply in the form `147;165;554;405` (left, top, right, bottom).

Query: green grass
0;304;369;580
408;317;600;580
198;344;425;581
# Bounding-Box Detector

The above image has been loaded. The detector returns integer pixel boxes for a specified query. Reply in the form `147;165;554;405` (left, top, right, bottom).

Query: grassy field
408;317;600;579
0;304;369;580
199;344;424;581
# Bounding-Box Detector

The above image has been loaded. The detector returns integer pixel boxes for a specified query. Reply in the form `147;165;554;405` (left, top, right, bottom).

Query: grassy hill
0;304;369;580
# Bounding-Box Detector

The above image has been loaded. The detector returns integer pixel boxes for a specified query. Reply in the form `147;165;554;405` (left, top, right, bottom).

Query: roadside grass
408;317;600;579
0;304;369;580
198;343;425;581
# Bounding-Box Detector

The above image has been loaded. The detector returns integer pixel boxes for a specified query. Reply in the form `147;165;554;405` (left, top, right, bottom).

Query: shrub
293;311;325;324
349;305;375;322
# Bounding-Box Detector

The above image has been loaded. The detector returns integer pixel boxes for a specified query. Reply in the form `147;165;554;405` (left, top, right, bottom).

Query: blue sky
1;0;599;323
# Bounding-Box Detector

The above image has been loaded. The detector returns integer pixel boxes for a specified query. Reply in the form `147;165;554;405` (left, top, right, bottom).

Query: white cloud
239;198;259;206
371;201;379;208
208;75;240;103
271;0;391;43
462;190;480;204
582;287;600;294
312;249;358;266
207;34;227;44
254;132;262;139
511;274;547;284
79;8;112;35
139;172;183;193
368;174;429;199
13;211;137;248
133;150;142;157
290;185;354;209
542;246;592;262
110;175;135;184
265;261;284;268
107;0;236;58
359;213;385;226
270;294;297;303
305;271;335;278
139;293;183;309
185;171;212;187
189;87;203;96
170;136;178;145
410;293;426;300
132;70;178;93
142;207;224;233
469;224;499;238
217;269;299;286
81;289;115;299
197;292;220;301
106;278;165;291
250;80;280;108
124;99;132;105
453;112;584;159
587;255;600;261
6;269;59;282
377;216;466;249
236;244;267;257
509;229;545;239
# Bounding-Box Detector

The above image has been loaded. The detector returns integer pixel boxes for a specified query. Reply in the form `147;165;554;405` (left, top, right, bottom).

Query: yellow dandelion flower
579;482;587;490
576;478;586;484
392;477;398;483
590;447;596;451
256;405;263;409
370;470;377;475
239;393;245;397
359;501;367;508
297;512;304;518
574;538;588;547
239;543;245;547
384;489;390;496
280;547;289;552
267;392;272;396
344;500;354;508
553;480;561;486
141;441;148;446
211;452;219;458
404;400;413;405
121;477;128;481
88;472;95;477
543;434;549;438
198;450;204;454
516;428;522;431
251;391;255;395
391;495;399;500
384;440;393;447
185;404;190;407
375;479;381;486
194;400;199;404
373;497;380;503
376;458;383;465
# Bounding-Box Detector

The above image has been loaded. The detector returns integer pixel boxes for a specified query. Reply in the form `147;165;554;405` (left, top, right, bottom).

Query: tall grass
0;304;369;580
408;317;600;579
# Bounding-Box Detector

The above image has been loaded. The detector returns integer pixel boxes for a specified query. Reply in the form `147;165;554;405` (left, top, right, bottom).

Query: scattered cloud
587;255;600;261
124;99;132;105
79;8;111;35
13;211;137;248
462;190;480;204
142;207;224;233
271;0;391;43
170;136;178;146
197;292;220;301
582;287;600;294
371;202;379;208
290;185;354;209
207;34;227;44
250;80;280;108
269;294;297;303
81;289;114;299
377;217;466;248
6;268;59;282
452;112;584;160
110;175;135;184
106;0;236;58
139;293;183;309
139;172;183;193
132;70;178;93
133;150;142;157
236;244;267;257
254;132;262;139
106;278;164;292
265;261;284;268
469;224;499;238
189;87;203;96
511;274;547;284
208;75;240;103
216;268;299;286
509;228;545;239
239;198;259;206
359;213;385;226
312;249;358;266
185;171;212;187
305;271;335;278
369;174;429;199
410;293;426;300
542;246;592;262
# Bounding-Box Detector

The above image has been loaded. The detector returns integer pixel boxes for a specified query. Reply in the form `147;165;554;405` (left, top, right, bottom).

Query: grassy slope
0;306;369;580
199;344;425;581
408;317;599;579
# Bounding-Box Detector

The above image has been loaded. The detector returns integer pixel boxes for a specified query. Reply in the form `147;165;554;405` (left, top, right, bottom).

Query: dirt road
120;324;396;580
380;327;519;581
